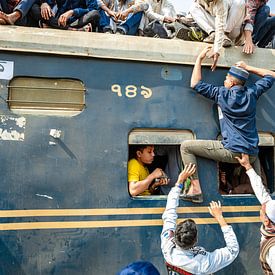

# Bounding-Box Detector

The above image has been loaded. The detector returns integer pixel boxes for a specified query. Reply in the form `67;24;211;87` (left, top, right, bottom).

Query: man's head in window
128;145;168;196
131;145;155;165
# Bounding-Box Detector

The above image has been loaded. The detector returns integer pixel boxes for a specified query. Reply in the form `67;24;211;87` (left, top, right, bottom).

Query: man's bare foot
0;11;21;25
187;179;202;195
0;18;6;24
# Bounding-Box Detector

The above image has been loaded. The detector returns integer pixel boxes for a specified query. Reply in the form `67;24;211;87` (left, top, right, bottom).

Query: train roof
0;25;274;70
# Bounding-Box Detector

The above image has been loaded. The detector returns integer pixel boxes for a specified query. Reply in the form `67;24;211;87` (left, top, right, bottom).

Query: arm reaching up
236;61;275;78
235;153;271;204
190;47;212;88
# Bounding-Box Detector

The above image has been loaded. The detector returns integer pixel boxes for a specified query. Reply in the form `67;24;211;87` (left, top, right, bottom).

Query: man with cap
180;47;275;203
236;153;275;274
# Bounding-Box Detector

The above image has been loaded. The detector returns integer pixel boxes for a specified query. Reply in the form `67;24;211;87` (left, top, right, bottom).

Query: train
0;25;274;274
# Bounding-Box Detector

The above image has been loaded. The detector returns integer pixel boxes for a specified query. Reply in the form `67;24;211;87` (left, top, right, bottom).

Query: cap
266;200;275;223
117;261;160;275
228;66;249;82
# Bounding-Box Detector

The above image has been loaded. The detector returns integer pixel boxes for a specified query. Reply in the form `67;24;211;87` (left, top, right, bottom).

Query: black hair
175;219;197;249
128;145;153;160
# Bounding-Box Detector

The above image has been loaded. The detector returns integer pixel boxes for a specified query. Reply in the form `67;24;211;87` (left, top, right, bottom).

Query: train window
218;132;274;196
7;77;85;116
128;129;194;199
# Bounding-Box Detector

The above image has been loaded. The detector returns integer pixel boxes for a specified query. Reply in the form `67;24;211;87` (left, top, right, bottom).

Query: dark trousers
30;4;99;30
253;4;275;47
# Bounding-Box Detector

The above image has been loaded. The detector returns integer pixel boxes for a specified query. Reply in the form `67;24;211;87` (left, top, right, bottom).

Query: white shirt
145;0;177;22
246;168;275;273
195;0;228;53
161;186;239;274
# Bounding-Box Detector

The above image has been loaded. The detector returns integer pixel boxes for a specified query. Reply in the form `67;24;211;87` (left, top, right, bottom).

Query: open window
7;77;85;116
128;129;194;199
218;132;274;196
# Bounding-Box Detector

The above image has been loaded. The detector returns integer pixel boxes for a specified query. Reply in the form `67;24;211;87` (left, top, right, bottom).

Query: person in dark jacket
30;0;99;30
180;46;275;203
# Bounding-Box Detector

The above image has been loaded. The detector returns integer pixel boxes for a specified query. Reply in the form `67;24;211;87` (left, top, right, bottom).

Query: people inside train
236;153;275;274
30;0;100;31
0;0;38;26
154;145;182;195
188;0;246;70
219;161;267;195
243;0;275;54
128;145;169;196
180;48;275;203
97;0;148;35
161;163;239;274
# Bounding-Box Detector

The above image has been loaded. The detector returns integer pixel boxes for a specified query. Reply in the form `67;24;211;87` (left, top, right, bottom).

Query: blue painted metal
0;46;273;275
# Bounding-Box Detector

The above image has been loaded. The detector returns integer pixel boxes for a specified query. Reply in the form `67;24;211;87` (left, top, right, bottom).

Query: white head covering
266;200;275;223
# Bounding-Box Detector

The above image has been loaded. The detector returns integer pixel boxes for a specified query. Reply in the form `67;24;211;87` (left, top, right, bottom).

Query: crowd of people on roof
0;0;274;51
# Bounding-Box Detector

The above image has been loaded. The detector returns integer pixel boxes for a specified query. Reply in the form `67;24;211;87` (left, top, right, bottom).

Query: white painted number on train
111;84;152;99
0;61;14;80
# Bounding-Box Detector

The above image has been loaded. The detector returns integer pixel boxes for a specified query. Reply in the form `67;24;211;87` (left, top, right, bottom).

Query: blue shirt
194;75;274;155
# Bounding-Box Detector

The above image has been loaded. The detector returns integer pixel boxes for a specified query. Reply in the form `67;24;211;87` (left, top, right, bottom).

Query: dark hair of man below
175;219;197;249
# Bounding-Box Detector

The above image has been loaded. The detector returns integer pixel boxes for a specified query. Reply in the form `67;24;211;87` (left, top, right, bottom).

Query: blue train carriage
0;25;274;274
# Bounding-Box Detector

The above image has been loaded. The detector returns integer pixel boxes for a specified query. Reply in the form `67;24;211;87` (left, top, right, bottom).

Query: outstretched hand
207;48;219;71
177;163;196;183
235;153;252;171
235;61;248;70
198;46;212;60
208;200;222;218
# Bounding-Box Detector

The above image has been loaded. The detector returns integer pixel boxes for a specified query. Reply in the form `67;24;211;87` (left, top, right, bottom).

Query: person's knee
180;140;193;153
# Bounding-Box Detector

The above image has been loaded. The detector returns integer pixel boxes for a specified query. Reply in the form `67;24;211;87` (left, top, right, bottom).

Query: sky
171;0;275;14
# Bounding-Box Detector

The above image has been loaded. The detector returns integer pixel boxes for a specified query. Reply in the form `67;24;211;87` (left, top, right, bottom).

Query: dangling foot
0;18;6;24
180;179;203;203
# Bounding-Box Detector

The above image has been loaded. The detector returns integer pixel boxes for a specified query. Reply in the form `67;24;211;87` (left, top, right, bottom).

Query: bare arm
190;47;212;88
236;61;275;78
129;168;163;196
242;30;255;54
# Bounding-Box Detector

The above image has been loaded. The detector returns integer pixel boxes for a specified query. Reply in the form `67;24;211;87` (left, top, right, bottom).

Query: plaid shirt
244;0;269;32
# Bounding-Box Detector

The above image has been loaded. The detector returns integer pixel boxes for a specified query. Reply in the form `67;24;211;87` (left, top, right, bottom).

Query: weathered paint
0;115;25;140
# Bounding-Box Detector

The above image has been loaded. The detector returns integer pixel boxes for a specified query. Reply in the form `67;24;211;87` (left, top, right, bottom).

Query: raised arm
236;61;275;78
235;153;272;204
190;47;212;88
195;201;239;274
161;164;196;235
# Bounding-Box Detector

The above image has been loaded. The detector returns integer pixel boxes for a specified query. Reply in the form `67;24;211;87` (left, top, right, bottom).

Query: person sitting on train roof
188;0;246;71
161;163;239;274
30;0;99;31
0;0;37;26
128;145;169;196
243;0;275;54
97;0;148;35
180;47;275;203
137;0;177;37
236;153;275;274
